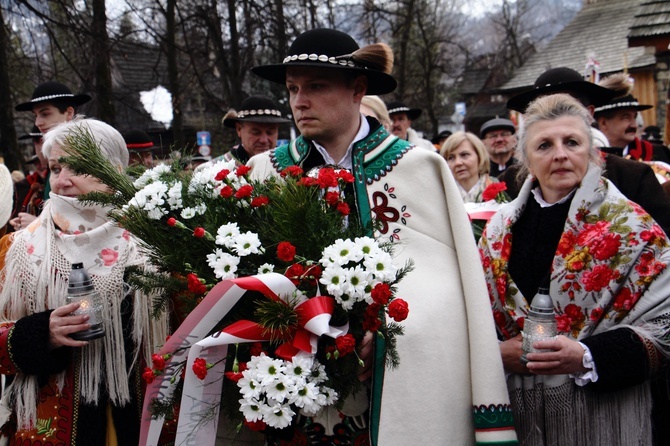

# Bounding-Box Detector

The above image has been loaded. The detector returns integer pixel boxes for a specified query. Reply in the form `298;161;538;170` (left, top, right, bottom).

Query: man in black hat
15;81;91;135
248;28;515;445
386;101;434;150
503;67;670;236
431;129;452;151
123;130;156;168
9;127;46;232
594;74;670;163
221;95;291;164
480;117;517;177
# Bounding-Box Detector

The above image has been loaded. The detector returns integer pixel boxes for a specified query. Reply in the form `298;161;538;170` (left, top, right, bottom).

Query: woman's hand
357;331;374;382
525;335;589;375
48;303;90;349
499;333;529;374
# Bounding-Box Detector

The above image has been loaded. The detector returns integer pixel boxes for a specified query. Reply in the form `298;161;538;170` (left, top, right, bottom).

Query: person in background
249;27;516;445
10;127;45;232
0;118;168;445
432;129;452;151
360;95;392;131
480;94;670;445
440;131;497;203
480;118;517;177
123;129;156;168
220;95;291;165
386;101;434;150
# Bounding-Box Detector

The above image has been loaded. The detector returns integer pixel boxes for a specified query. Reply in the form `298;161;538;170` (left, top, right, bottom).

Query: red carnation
336;170;354;183
387;298;409;322
244;420;267;432
192;357;209;380
142;367;156;384
277;241;297;262
167;217;177;227
317;168;338;188
235;165;251;176
336;202;350;216
250;342;265;356
152;354;166;371
371;283;392;305
193;227;206;238
215;169;230;181
187;273;207;294
220;185;233;198
482;182;508;202
299;177;316;187
235;185;254;199
281;166;304;178
251;195;269;207
324;191;340;206
224;371;244;382
335;334;356;357
285;263;305;285
304;264;322;285
363;304;383;332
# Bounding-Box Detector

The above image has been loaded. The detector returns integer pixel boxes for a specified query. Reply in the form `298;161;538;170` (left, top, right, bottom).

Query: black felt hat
480;118;516;138
431;130;452;144
123;130;156;153
506;67;617;113
15;81;92;112
223;96;291;128
18;125;43;141
386;101;422;120
593;94;653;115
252;28;397;96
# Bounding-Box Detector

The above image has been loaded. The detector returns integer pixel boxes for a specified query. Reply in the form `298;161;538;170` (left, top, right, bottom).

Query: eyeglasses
485;131;513;139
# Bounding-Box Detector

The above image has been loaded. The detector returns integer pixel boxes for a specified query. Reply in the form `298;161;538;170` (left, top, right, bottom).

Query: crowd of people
1;26;670;446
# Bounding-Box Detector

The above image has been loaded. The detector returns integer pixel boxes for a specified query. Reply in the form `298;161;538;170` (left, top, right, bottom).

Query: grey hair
42;116;129;169
515;93;601;181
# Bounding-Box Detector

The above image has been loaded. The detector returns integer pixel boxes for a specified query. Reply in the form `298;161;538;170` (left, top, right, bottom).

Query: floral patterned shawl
480;163;670;343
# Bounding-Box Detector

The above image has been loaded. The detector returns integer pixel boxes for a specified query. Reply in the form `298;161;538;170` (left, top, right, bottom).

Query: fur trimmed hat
15;81;91;112
252;28;397;95
222;96;291;128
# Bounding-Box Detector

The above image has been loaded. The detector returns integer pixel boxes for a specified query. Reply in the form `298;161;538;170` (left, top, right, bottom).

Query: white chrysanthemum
288;381;319;409
258;263;275;274
318;386;338;406
238;371;262;400
363;251;398;281
166;182;183;210
130;181;169;220
355;236;383;257
215;223;241;247
238;397;264;422
285;356;313;380
255;356;287;386
206;249;240;279
309;361;328;384
262;402;294;429
345;265;371;301
180;207;196;219
321;239;363;266
194;202;207;215
133;163;171;188
320;265;346;298
232;232;262;256
264;375;295;403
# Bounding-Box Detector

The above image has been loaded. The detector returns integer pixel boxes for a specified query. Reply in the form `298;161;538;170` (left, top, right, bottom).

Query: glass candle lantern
520;287;556;365
67;263;106;341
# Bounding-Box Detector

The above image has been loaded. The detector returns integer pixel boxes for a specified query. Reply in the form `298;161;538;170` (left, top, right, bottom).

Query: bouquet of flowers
465;182;511;242
60;129;411;443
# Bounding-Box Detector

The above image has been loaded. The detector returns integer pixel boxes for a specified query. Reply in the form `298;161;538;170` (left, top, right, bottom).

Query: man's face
391;113;411;139
483;128;516;157
286;66;366;146
32;103;74;134
598;109;638;148
129;151;154;168
236;122;280;156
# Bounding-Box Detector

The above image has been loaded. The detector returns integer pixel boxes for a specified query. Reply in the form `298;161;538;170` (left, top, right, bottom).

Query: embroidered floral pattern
371;184;410;241
480;171;670;341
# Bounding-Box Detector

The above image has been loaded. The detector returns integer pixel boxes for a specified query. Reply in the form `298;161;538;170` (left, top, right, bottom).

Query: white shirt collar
531;186;576;208
311;114;370;170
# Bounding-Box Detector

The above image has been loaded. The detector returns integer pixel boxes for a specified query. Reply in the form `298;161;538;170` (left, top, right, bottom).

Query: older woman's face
48;144;109;197
446;140;480;189
525;116;590;203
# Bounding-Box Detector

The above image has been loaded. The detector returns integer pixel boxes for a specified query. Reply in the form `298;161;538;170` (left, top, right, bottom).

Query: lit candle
67;263;106;341
520;287;556;365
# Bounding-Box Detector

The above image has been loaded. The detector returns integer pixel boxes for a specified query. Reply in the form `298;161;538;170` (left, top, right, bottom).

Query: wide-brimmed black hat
431;130;452;144
506;67;617;113
123;130;156;153
593;94;653;115
15;81;92;112
251;28;397;96
480;118;516;138
18;125;43;141
386;101;422;120
223;96;291;128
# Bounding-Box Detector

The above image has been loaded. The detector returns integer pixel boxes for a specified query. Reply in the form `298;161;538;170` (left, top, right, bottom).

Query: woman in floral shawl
0;118;168;445
479;94;670;445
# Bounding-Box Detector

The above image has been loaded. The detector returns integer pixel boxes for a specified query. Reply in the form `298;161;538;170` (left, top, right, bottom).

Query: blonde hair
515;93;600;179
440;131;490;175
361;95;392;129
